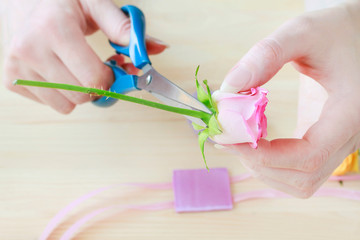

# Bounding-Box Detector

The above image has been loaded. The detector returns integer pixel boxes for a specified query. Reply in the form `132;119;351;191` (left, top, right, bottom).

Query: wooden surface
1;0;359;239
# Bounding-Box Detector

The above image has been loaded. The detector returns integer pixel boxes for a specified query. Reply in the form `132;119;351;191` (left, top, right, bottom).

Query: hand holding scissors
94;5;212;126
3;0;166;113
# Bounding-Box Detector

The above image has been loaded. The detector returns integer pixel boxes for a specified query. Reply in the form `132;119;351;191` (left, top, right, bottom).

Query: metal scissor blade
137;66;212;114
150;92;207;127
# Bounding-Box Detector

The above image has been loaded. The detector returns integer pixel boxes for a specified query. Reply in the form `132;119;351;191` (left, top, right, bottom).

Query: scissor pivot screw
146;75;152;85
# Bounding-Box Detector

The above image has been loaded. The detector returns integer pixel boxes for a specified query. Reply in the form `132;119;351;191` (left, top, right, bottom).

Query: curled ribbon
40;172;360;240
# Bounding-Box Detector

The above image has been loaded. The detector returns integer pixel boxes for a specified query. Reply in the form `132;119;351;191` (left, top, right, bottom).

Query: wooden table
1;0;359;239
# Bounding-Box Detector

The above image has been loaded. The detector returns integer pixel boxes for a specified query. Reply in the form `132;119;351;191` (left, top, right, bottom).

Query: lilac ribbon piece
173;168;233;212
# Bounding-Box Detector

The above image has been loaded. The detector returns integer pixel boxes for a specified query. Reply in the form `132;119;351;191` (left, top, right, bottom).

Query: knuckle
7;9;70;60
292;182;318;199
256;174;268;183
302;149;329;172
102;65;114;89
31;9;71;42
294;174;321;191
3;78;16;91
244;158;261;172
57;102;75;114
298;188;316;199
82;65;113;90
35;8;65;30
239;158;259;174
33;14;53;31
110;18;131;43
7;29;44;62
255;38;283;63
81;72;100;88
8;38;31;60
245;162;260;176
3;61;18;91
70;93;91;105
256;154;268;168
285;15;317;44
292;15;315;33
115;18;131;35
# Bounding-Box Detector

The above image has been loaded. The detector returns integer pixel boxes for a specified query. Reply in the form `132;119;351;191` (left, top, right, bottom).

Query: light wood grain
1;0;359;239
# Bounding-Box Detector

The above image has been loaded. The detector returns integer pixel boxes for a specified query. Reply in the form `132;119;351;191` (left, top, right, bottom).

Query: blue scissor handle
110;5;151;69
93;60;138;107
93;5;148;107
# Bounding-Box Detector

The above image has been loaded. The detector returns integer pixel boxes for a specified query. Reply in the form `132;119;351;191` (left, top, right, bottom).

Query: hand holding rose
217;1;360;198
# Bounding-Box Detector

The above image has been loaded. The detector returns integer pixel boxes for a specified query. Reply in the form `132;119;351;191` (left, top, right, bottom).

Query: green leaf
192;122;205;131
198;129;210;171
202;79;217;114
195;65;200;77
195;66;211;108
208;115;222;136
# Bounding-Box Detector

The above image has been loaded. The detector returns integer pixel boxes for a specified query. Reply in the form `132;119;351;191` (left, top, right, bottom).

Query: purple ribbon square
173;168;233;213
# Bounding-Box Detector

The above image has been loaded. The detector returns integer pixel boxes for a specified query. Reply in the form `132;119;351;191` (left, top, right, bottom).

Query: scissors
93;5;212;127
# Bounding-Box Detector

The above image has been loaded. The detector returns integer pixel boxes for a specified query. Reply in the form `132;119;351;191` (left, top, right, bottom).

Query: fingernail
220;63;252;93
214;144;228;150
146;35;170;48
219;82;239;93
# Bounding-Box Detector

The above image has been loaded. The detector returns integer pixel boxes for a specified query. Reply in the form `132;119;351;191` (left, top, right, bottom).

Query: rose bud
212;87;268;148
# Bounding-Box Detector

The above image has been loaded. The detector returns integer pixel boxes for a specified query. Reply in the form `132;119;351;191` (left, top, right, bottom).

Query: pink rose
212;87;268;148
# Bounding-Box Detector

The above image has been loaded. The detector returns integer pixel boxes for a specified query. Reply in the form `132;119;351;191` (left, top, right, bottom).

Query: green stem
14;79;212;123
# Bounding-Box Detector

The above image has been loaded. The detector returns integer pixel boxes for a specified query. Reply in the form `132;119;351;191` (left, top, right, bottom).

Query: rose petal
213;110;254;144
212;87;268;147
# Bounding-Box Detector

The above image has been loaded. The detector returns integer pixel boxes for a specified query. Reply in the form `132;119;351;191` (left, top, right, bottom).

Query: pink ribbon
60;201;174;240
328;174;360;181
39;182;172;240
39;173;360;240
233;187;360;202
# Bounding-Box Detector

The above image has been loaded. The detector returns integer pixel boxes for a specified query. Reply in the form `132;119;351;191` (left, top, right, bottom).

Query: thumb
221;19;311;92
86;0;131;45
86;1;167;54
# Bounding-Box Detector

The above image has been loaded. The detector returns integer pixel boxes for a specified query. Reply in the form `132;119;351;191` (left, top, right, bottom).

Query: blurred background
1;0;359;239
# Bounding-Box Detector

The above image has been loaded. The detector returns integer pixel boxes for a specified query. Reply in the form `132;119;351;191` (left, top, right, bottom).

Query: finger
294;74;328;138
230;138;316;172
240;133;360;197
121;63;139;75
25;71;75;114
220;17;313;92
107;55;139;77
52;27;113;91
86;0;168;52
4;25;96;106
231;137;338;174
3;60;42;103
7;84;42;103
238;155;311;198
249;165;326;196
107;54;126;65
145;36;168;55
86;0;131;45
256;175;314;198
303;96;359;157
224;142;324;198
239;156;320;198
28;52;92;104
